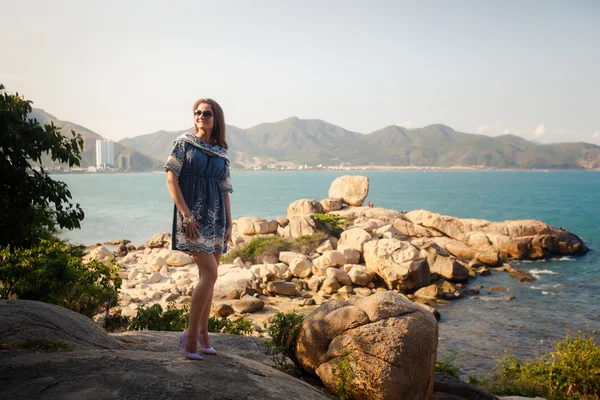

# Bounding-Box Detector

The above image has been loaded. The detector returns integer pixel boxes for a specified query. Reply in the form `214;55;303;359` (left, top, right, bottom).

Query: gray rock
0;301;332;400
0;300;127;350
432;373;498;400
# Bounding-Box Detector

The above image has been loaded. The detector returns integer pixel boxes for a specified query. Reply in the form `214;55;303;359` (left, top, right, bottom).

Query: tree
0;83;84;249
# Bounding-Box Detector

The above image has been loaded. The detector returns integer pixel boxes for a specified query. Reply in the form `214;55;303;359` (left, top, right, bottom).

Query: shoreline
50;166;600;175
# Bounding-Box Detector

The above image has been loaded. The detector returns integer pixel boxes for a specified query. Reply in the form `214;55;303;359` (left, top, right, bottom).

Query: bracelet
183;215;195;226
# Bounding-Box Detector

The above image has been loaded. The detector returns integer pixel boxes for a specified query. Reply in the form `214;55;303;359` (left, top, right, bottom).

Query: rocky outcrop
405;210;588;260
363;239;431;291
145;232;171;249
236;217;279;235
0;301;331;400
320;198;343;212
328;175;370;206
331;207;402;223
287;199;324;217
296;291;438;399
288;215;320;238
0;300;127;350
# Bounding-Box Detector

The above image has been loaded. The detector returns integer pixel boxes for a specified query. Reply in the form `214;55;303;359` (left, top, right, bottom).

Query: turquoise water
55;170;600;376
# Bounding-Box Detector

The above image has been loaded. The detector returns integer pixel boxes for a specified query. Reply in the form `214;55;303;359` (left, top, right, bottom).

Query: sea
54;170;600;377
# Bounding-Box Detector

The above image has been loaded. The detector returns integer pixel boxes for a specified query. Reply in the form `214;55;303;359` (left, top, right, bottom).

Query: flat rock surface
0;348;330;400
0;300;332;400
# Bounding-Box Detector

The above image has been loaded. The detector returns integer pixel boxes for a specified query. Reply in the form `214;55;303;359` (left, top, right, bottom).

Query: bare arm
166;169;199;239
223;192;232;244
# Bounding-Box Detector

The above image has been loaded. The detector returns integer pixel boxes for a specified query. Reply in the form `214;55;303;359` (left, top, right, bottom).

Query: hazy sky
1;0;599;144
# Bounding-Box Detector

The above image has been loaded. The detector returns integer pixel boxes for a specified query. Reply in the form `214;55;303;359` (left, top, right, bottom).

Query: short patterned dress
164;132;233;254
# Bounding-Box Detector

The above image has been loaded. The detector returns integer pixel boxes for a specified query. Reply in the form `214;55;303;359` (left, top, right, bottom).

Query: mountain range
29;109;163;171
30;109;600;170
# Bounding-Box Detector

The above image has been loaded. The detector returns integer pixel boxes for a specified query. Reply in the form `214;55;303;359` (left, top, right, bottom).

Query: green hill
28;109;600;170
29;109;163;171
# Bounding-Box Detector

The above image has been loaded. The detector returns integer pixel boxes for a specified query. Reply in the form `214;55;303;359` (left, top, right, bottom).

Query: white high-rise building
96;139;114;169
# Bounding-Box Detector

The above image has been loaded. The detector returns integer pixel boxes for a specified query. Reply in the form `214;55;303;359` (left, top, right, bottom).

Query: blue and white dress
164;132;233;254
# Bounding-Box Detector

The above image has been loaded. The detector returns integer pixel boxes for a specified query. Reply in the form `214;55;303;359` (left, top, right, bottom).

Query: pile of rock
89;174;587;323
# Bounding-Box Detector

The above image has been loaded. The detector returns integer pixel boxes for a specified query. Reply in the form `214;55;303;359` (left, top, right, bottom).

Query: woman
165;98;233;360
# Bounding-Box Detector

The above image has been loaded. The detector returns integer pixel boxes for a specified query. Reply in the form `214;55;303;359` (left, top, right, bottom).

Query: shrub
312;213;350;238
435;358;461;378
332;351;358;400
129;304;253;335
222;235;291;264
223;232;329;264
0;83;84;249
103;312;130;332
0;239;121;318
129;303;189;331
208;315;253;335
479;331;600;400
265;311;305;373
290;233;328;254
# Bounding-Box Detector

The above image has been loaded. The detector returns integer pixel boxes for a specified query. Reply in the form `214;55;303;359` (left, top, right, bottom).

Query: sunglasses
194;110;213;118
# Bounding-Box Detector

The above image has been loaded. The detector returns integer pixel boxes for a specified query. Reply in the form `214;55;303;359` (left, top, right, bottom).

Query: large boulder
287;199;324;217
0;315;330;400
430;237;499;266
363;238;430;291
421;243;470;282
87;245;112;261
328;175;369;207
331;207;403;224
393;218;443;238
237;217;279;235
164;250;193;267
146;232;171;248
347;264;376;286
279;251;305;265
214;265;255;300
231;295;265;314
320;198;343;212
0;300;127;350
296;292;438;399
313;250;347;268
289;256;313;279
338;228;372;253
288;215;319;238
336;244;361;264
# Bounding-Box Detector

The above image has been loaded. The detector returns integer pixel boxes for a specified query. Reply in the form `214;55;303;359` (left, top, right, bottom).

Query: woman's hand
184;217;200;240
224;225;232;245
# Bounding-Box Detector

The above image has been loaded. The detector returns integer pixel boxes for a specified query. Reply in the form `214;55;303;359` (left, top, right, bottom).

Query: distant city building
117;153;131;170
95;139;114;169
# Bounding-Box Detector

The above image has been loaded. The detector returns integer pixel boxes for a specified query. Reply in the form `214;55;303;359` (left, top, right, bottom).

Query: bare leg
197;252;221;348
186;251;218;352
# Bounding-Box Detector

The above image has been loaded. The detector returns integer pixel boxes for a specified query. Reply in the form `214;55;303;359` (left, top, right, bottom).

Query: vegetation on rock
264;311;306;374
312;213;350;238
129;302;252;335
222;233;327;264
469;331;599;400
0;239;121;318
332;350;358;400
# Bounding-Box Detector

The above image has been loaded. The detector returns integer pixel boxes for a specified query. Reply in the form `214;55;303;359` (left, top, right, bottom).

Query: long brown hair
193;98;228;149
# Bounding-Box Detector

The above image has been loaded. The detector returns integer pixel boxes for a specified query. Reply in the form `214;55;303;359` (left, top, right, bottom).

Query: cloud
533;124;545;138
591;131;600;139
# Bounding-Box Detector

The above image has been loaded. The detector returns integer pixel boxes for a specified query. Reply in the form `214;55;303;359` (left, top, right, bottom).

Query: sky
1;0;599;144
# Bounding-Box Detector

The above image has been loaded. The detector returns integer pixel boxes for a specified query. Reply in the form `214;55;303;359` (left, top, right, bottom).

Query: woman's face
194;102;215;135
